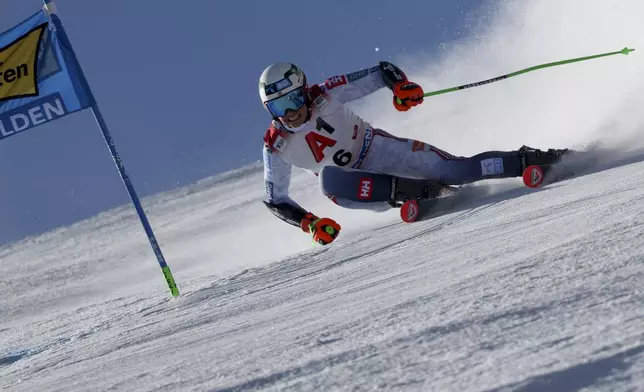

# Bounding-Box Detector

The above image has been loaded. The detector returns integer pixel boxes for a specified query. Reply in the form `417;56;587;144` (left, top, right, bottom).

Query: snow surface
3;0;644;390
3;151;644;391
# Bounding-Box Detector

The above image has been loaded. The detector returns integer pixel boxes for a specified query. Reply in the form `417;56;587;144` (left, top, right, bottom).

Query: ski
522;162;583;188
399;189;460;223
400;199;439;223
522;165;548;188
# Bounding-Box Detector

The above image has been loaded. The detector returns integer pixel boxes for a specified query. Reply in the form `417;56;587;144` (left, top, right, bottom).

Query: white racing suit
262;62;524;226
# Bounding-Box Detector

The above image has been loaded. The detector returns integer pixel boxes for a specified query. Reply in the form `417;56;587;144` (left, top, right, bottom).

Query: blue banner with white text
0;9;93;140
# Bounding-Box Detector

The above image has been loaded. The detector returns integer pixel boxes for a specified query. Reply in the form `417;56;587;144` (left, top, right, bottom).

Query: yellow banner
0;24;46;102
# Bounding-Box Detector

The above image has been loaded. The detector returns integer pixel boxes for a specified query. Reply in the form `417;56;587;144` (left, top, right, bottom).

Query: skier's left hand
393;81;424;111
307;216;342;245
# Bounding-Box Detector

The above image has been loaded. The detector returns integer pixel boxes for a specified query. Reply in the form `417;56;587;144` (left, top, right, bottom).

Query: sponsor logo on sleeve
346;69;369;82
274;135;287;152
266;181;274;199
324;75;347;89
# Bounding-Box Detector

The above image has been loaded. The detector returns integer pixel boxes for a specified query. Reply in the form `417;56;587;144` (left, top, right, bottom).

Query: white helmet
258;62;308;117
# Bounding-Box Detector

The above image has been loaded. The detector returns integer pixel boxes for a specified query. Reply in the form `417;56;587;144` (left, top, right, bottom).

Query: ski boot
518;145;574;188
518;145;571;170
390;177;456;206
393;177;458;223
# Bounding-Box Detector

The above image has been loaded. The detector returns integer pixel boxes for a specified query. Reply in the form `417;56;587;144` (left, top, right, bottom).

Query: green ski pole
397;47;635;104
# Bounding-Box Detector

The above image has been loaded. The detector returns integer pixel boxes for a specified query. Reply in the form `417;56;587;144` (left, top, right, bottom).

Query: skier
260;62;569;245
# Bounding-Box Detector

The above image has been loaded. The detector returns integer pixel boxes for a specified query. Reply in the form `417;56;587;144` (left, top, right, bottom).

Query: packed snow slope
3;0;644;390
3;148;644;392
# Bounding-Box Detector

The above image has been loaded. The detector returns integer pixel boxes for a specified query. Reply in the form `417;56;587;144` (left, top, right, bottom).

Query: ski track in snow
4;0;644;389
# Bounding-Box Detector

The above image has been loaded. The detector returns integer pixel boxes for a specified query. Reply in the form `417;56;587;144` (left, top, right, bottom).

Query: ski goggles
264;88;306;118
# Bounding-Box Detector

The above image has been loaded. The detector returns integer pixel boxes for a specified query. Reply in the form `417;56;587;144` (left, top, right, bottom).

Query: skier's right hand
393;81;424;111
301;213;342;245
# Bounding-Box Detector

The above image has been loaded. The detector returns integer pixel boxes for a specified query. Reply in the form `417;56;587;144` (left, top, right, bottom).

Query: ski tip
400;199;420;223
522;165;545;188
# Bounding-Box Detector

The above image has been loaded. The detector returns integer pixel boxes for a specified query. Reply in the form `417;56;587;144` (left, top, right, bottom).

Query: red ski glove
300;213;341;245
393;81;424;112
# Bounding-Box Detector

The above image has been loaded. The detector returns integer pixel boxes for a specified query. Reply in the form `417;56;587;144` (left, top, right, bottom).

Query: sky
0;0;490;245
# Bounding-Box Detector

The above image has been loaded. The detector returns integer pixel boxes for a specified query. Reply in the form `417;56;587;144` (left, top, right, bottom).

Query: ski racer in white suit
260;62;568;245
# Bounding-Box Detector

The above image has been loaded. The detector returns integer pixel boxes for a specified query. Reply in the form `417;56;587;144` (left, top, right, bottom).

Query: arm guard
263;201;309;229
379;61;408;90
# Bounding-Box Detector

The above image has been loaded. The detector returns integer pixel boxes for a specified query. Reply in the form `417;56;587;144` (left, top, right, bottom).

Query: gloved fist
393;81;424;111
300;213;341;245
